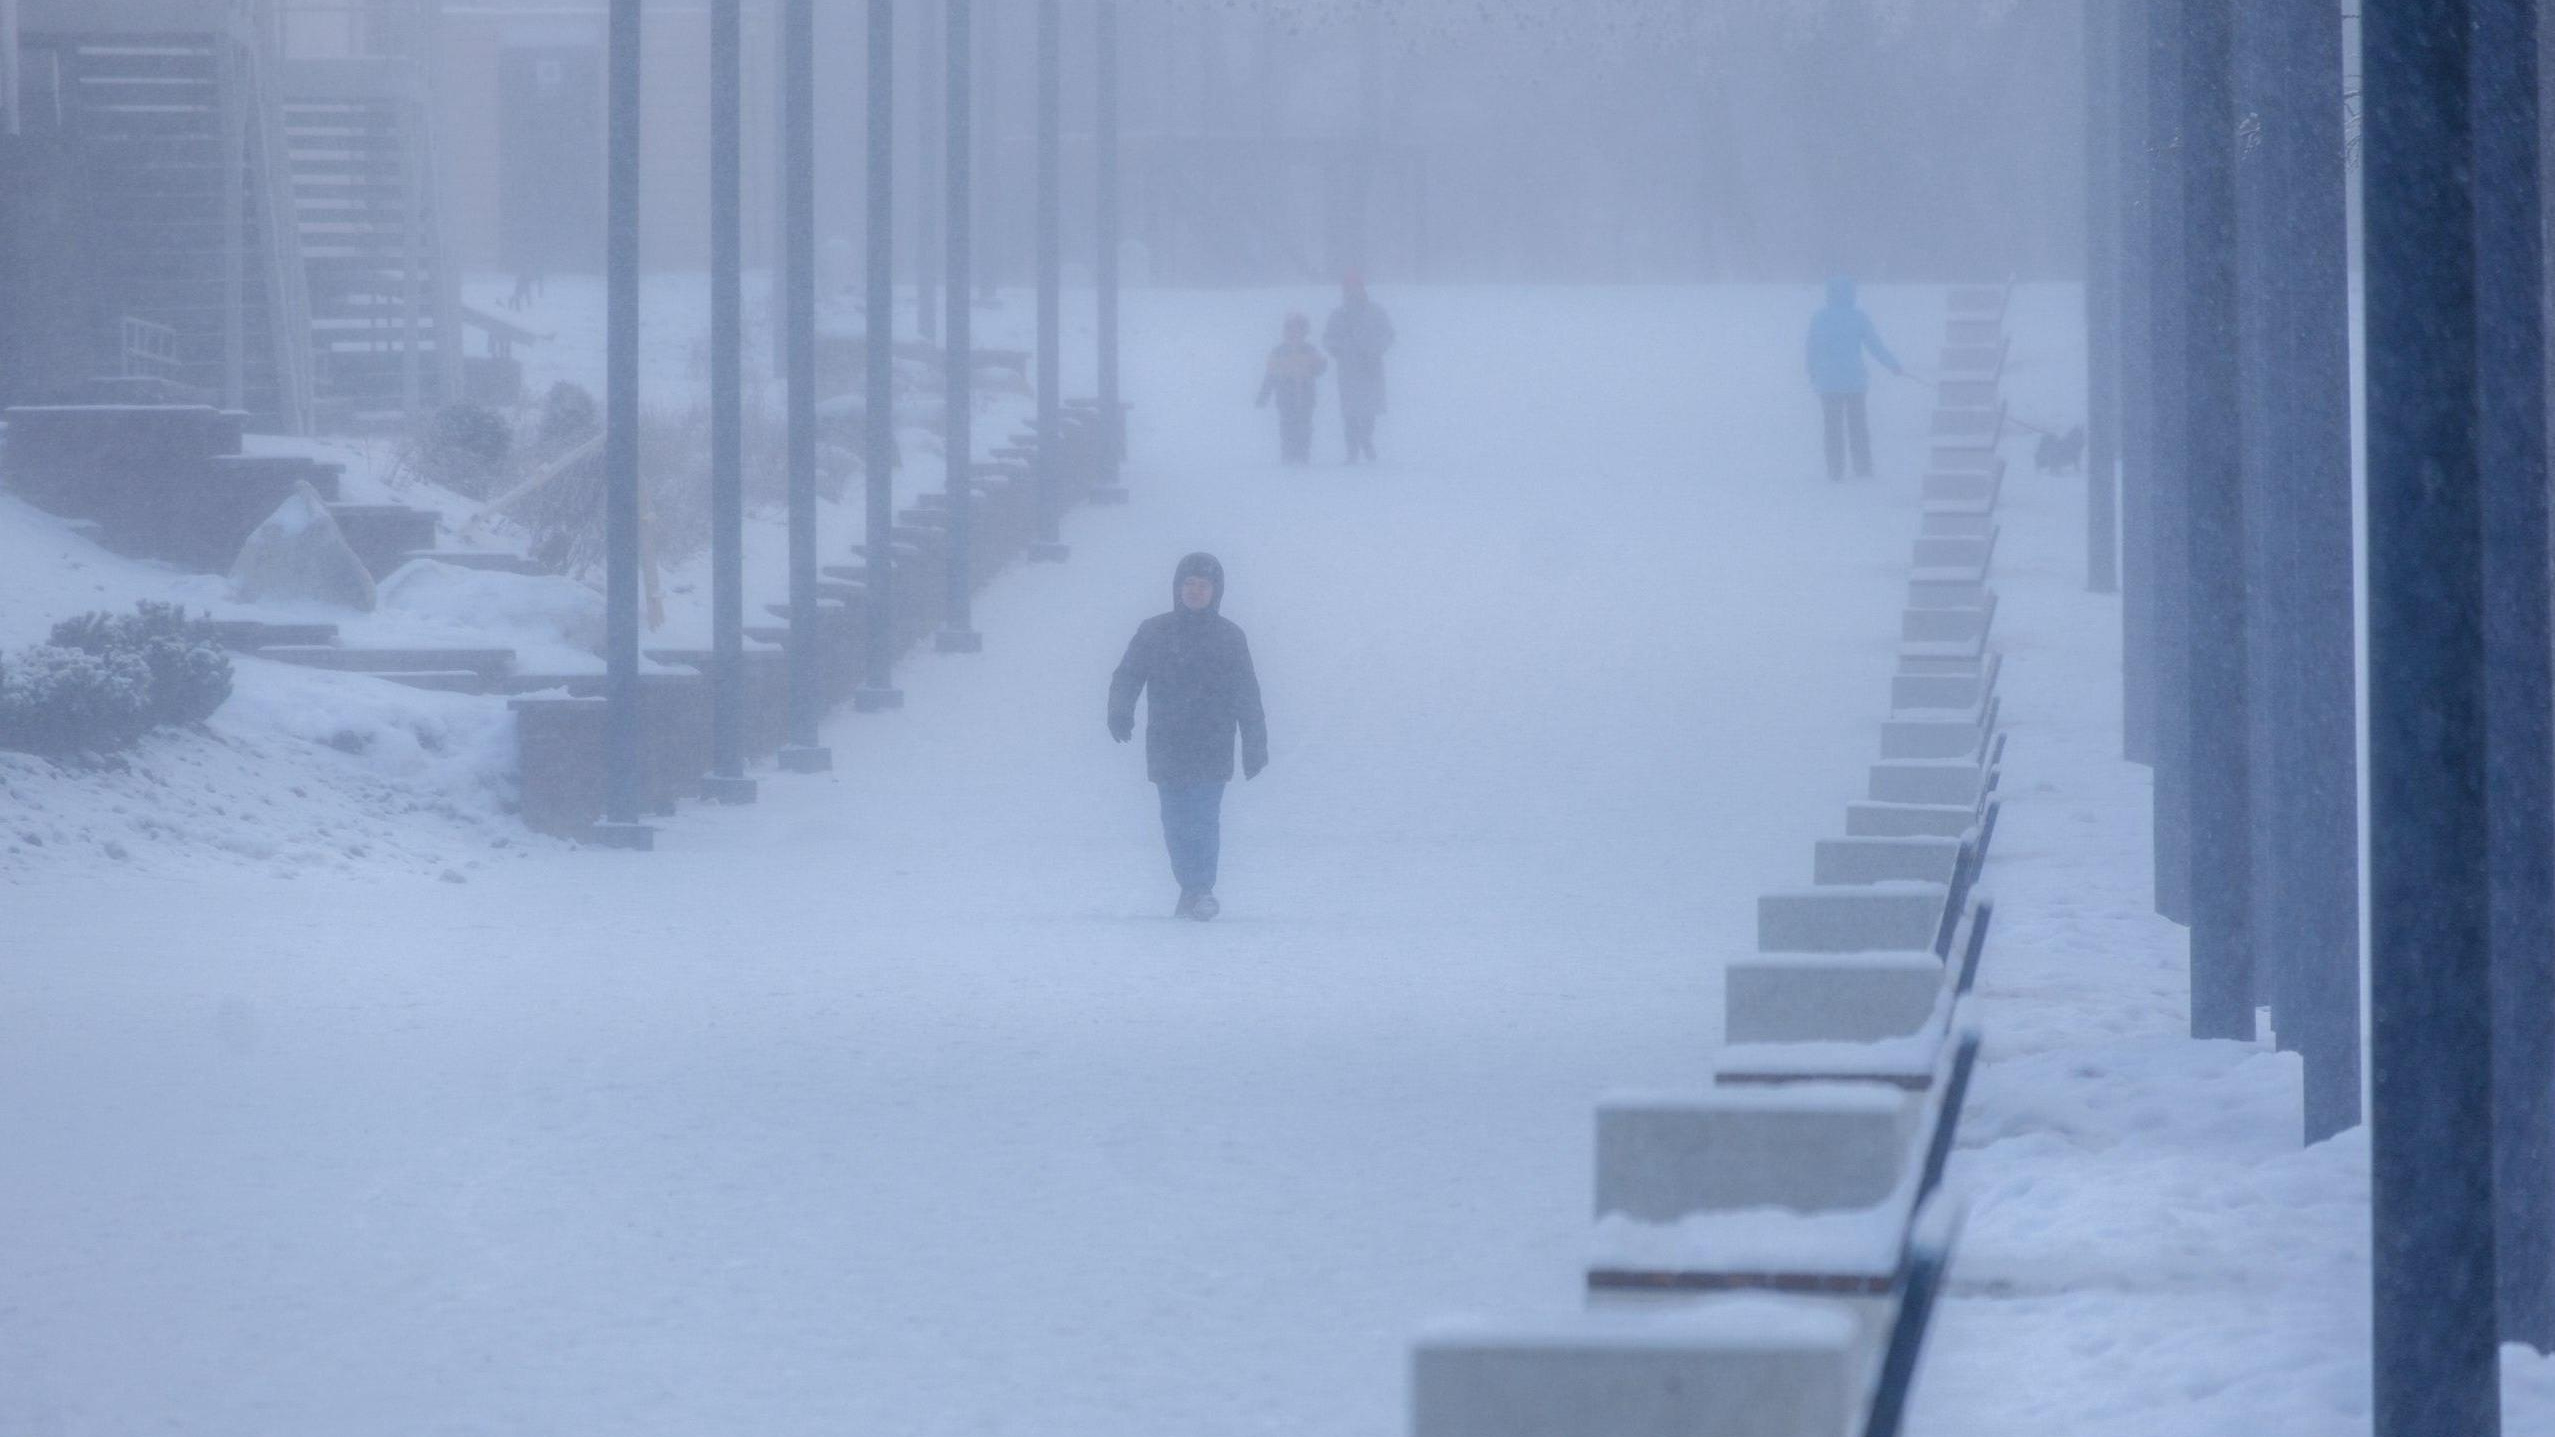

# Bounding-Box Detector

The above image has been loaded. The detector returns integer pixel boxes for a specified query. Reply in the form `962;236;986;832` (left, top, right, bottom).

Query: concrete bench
1716;902;1994;1090
1879;695;1997;761
1901;593;1998;646
1757;884;1949;954
1599;1039;1978;1306
1927;405;2003;439
1595;1084;1923;1220
1934;377;1999;408
1937;341;2008;378
1813;834;1962;886
1947;281;2012;315
1410;1302;1860;1437
1846;801;1980;840
1920;465;2004;506
1920;506;1994;539
1943;317;2002;348
1912;530;1995;570
1725;950;1947;1044
1907;571;1991;610
1868;760;1987;808
1891;655;1999;713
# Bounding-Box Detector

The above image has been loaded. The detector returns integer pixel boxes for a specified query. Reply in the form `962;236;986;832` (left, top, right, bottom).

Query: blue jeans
1156;782;1226;894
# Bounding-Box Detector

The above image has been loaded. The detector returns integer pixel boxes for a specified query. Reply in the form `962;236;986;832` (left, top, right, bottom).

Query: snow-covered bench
1867;759;1989;808
1410;1300;1861;1437
1717;902;1994;1091
1595;1084;1922;1222
1901;591;1999;647
1591;1034;1980;1299
1814;834;1962;886
1757;884;1950;955
1891;652;2001;713
1911;530;1995;570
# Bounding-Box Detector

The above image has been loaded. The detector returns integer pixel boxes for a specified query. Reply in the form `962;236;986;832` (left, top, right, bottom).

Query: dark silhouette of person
1257;313;1328;465
1108;553;1269;921
1324;273;1396;463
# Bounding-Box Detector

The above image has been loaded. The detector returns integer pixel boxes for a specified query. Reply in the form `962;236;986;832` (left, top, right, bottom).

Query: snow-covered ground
6;281;2539;1435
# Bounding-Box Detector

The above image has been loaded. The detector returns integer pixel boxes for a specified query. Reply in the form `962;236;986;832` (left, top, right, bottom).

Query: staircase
280;62;457;432
20;21;314;430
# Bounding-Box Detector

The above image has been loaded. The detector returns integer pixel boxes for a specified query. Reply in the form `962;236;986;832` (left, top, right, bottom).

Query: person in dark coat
1257;313;1328;465
1805;275;1902;480
1109;552;1269;921
1323;273;1396;464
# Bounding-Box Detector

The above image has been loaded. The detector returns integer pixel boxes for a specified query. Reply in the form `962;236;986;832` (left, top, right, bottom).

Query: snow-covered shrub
410;403;514;499
46;601;234;728
0;644;157;756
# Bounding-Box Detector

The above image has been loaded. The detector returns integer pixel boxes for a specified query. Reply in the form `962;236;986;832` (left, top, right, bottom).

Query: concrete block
1846;802;1979;840
1411;1305;1857;1437
1892;668;1990;712
1935;378;1998;408
1595;1086;1922;1220
1912;532;1993;569
1725;951;1947;1044
1813;834;1963;886
1880;716;1987;761
1921;508;1993;539
1757;885;1948;953
1902;601;1996;645
1907;574;1989;610
1898;651;1985;677
1869;762;1985;807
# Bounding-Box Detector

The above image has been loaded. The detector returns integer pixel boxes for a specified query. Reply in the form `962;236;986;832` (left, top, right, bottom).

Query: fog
4;3;2552;1437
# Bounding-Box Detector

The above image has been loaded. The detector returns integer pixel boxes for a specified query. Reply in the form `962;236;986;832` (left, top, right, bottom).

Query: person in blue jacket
1805;276;1903;480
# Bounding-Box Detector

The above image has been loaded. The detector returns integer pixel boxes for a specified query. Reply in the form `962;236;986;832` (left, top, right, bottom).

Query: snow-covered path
2;287;1927;1435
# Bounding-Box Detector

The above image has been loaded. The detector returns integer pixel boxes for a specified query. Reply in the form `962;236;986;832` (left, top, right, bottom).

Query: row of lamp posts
2089;0;2555;1426
594;0;1124;842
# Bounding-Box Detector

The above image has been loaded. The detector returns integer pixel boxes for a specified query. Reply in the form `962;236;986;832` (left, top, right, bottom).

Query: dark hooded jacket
1109;553;1269;786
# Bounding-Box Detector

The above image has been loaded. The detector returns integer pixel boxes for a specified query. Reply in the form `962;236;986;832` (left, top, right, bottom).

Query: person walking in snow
1805;275;1903;481
1109;553;1269;921
1256;313;1328;465
1324;273;1396;464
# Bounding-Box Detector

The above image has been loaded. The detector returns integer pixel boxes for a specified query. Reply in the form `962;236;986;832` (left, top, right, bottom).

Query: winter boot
1189;891;1220;922
1175;889;1200;919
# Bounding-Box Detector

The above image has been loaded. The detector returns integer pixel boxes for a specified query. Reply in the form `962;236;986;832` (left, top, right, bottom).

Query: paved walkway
2;286;1924;1436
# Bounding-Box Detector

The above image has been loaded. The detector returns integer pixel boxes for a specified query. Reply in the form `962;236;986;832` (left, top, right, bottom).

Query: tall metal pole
2082;0;2120;596
2238;0;2359;1143
935;0;981;653
779;0;831;772
2365;0;2505;1427
1028;0;1066;560
704;0;756;804
916;0;941;344
598;0;651;848
2179;0;2251;1042
2146;0;2194;926
2118;0;2157;766
857;0;905;712
2477;0;2555;1352
1097;0;1123;485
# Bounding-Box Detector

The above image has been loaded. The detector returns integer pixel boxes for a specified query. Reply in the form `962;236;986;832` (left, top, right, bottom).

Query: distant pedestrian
1324;273;1395;463
1108;553;1269;921
1257;313;1328;465
1805;275;1902;480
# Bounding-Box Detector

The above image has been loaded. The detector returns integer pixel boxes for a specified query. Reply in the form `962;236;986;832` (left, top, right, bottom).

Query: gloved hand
1244;756;1266;780
1110;717;1133;743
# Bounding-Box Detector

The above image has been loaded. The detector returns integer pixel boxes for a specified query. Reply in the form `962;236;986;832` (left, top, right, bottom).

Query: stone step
254;644;515;680
378;670;498;694
399;549;548;577
204;619;340;650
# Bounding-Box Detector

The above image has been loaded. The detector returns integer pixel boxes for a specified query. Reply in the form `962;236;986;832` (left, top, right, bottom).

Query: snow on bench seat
1410;1301;1859;1437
